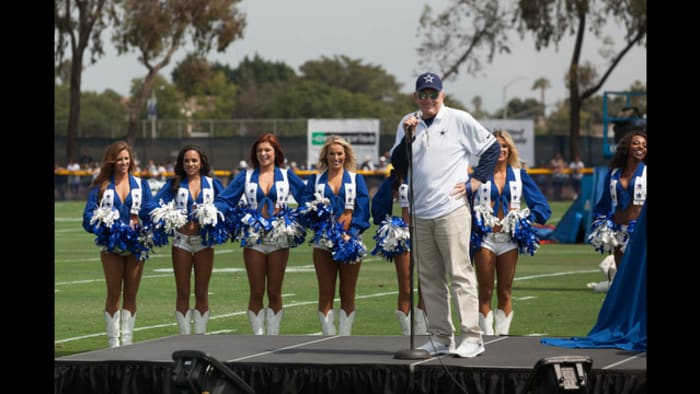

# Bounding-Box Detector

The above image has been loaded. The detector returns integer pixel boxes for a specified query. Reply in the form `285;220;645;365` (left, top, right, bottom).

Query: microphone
406;110;422;140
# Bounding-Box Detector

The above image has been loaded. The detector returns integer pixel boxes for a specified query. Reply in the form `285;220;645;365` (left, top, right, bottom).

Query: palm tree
471;95;482;115
531;77;551;116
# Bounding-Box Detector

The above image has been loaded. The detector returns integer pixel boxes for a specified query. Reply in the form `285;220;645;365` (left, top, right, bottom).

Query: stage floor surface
55;334;646;393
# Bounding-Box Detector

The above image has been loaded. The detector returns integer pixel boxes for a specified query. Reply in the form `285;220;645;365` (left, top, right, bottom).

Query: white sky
80;0;647;114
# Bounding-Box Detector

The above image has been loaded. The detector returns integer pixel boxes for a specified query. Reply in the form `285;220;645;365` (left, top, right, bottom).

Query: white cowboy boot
175;309;192;335
120;309;136;345
265;308;284;335
413;308;429;335
247;309;265;335
395;310;410;336
317;310;336;336
193;309;210;335
494;309;513;336
479;310;494;335
104;311;120;348
338;309;356;336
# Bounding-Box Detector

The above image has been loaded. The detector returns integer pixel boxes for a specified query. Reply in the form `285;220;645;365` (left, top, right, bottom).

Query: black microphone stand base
393;347;430;360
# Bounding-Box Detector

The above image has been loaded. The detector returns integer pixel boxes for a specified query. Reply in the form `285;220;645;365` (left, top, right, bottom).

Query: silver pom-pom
90;206;120;228
193;202;223;227
150;199;188;234
588;223;620;254
474;204;500;228
305;192;331;212
501;208;530;235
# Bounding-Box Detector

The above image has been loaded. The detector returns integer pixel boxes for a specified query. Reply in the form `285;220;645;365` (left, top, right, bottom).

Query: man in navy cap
390;72;500;358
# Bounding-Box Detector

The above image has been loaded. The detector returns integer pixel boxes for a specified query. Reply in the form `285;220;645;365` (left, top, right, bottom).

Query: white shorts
173;231;209;254
312;243;332;253
246;243;284;254
479;232;517;256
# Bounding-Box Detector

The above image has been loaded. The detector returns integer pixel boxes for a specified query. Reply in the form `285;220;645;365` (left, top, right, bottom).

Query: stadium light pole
502;76;528;119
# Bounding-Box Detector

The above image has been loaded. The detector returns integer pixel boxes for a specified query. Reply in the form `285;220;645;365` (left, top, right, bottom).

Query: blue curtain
541;202;647;352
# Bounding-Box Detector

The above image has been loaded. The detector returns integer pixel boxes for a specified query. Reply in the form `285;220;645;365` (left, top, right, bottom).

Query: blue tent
544;166;608;243
540;202;647;352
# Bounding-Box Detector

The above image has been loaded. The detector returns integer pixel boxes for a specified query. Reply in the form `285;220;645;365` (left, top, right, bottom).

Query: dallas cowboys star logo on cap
423;74;435;84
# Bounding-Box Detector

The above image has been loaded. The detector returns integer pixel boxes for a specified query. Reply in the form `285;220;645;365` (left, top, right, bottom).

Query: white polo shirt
390;105;495;219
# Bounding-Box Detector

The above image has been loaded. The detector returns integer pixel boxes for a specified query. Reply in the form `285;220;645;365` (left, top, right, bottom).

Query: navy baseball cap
415;72;443;91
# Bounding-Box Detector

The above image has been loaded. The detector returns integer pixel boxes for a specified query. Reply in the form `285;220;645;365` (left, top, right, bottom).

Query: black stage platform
55;334;646;393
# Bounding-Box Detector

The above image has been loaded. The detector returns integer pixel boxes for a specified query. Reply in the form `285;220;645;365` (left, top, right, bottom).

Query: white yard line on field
55;269;598;344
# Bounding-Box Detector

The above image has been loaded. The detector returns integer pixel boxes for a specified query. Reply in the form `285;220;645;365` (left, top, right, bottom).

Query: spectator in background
55;163;67;201
549;153;567;201
569;155;585;199
289;161;300;173
67;159;81;200
360;155;375;171
157;161;168;181
229;159;249;184
79;148;94;167
377;156;388;170
146;160;159;178
82;141;153;348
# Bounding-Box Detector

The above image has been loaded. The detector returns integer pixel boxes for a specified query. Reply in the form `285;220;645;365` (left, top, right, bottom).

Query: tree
415;0;646;160
111;0;246;147
262;80;378;119
213;54;298;119
531;77;551;116
299;55;403;102
55;0;113;162
518;0;646;160
171;54;214;98
471;95;483;113
416;2;517;81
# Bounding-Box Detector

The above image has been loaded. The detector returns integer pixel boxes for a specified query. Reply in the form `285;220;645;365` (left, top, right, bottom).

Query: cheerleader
140;145;225;336
370;167;428;335
82;141;153;348
214;133;307;335
589;131;647;275
470;130;551;336
298;135;370;336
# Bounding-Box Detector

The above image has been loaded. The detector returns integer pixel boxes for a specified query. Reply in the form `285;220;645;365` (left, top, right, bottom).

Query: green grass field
55;200;607;357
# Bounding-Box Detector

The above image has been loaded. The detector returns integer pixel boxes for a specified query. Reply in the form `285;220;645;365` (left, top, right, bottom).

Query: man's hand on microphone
403;114;420;138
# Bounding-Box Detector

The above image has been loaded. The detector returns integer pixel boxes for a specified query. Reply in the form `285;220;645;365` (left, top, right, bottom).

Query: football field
55;200;607;357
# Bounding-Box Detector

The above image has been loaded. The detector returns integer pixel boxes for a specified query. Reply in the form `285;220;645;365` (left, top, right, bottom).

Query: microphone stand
394;112;429;360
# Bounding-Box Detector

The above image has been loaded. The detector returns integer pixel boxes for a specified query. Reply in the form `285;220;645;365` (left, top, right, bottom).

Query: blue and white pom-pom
371;215;410;262
470;204;498;255
88;205;124;251
618;219;637;253
222;205;246;243
332;226;367;264
266;207;306;248
193;202;228;246
298;192;334;230
148;199;188;240
502;208;540;256
238;209;274;247
309;220;337;250
94;219;152;261
588;214;619;254
89;205;121;230
473;204;500;232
